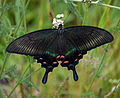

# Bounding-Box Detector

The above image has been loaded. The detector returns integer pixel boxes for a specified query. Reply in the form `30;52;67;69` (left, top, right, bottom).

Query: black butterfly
6;24;114;84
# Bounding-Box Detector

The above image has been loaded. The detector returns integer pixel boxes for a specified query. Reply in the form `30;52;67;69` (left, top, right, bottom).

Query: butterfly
6;24;114;84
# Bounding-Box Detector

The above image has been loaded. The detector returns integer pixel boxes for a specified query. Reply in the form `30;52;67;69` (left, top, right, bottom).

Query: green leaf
25;80;40;92
0;89;4;98
30;95;36;98
81;92;97;97
115;85;120;93
65;0;83;22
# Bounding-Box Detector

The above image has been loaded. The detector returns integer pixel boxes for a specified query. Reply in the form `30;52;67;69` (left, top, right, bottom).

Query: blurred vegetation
0;0;120;97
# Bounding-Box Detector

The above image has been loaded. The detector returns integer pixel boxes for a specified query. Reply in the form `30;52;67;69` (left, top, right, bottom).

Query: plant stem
29;58;32;97
20;83;24;98
7;64;41;97
87;51;106;92
93;1;120;10
7;82;19;98
7;61;31;97
0;54;9;79
0;0;7;18
21;0;27;33
21;67;41;82
72;0;120;10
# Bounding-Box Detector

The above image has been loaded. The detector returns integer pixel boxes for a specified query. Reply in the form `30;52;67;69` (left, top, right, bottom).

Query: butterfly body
6;24;113;84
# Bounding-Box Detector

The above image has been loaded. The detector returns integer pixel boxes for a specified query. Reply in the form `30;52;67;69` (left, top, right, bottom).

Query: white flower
56;14;64;18
52;14;64;28
72;0;92;2
52;18;57;25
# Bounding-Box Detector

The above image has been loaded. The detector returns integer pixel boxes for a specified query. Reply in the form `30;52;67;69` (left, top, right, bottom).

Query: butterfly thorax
57;24;65;54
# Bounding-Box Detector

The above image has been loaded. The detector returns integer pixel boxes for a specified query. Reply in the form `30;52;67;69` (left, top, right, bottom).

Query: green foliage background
0;0;120;97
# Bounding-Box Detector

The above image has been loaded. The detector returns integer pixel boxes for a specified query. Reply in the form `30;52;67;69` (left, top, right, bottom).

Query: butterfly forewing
64;26;114;51
6;29;58;56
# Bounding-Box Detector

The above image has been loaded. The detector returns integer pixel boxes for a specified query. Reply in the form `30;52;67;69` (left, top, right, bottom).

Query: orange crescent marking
56;55;60;59
43;62;47;65
78;54;81;56
64;61;69;64
53;62;58;65
60;55;65;59
40;58;43;60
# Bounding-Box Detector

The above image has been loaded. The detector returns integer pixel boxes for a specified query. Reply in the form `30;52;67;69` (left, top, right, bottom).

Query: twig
72;0;120;10
104;86;116;98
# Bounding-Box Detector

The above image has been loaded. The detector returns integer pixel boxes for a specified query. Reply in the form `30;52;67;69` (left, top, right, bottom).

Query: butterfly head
58;24;63;30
